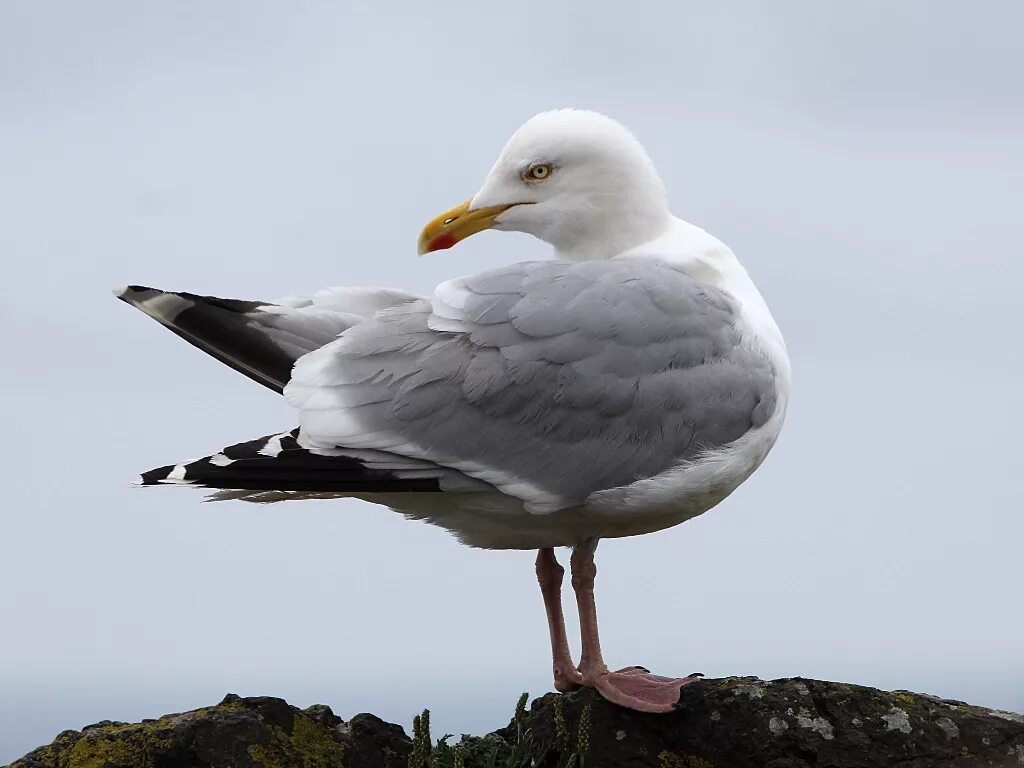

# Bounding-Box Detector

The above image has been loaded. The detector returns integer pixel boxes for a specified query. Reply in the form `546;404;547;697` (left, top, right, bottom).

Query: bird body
292;219;787;549
119;109;789;711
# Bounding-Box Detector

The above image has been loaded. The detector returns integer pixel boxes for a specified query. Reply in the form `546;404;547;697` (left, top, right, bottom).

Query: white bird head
418;110;672;261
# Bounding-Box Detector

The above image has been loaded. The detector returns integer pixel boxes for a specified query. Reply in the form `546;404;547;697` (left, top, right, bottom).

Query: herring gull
117;109;790;712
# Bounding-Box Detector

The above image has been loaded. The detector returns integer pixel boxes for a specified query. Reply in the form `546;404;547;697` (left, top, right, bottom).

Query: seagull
117;109;790;713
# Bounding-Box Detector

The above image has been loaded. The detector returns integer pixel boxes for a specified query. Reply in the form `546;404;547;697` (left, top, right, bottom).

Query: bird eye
523;163;553;182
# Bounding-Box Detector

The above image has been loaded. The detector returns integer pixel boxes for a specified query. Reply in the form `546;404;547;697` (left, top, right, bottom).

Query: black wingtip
137;464;176;485
137;430;445;495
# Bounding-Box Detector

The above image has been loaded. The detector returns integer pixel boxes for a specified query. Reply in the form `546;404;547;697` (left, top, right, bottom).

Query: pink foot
584;668;702;713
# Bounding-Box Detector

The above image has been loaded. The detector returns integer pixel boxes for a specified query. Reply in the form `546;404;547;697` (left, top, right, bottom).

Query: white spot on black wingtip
167;463;188;481
258;433;287;457
209;453;234;467
113;285;131;298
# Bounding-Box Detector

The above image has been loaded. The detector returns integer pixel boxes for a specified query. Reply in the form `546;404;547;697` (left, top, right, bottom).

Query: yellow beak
417;199;514;255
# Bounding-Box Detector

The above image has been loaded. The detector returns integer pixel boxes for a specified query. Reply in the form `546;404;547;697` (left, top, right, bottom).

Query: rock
7;693;411;768
8;677;1024;768
513;678;1024;767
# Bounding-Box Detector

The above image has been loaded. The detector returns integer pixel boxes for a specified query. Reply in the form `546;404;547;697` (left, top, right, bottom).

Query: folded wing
287;260;779;513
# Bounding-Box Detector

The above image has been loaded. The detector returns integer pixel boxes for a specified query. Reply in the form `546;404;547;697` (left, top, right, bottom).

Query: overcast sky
2;1;1023;762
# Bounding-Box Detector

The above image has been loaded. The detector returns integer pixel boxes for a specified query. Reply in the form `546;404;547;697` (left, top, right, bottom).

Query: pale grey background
2;0;1022;762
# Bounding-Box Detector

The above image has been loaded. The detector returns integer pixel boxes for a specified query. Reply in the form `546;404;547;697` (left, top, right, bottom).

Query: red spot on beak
426;232;458;252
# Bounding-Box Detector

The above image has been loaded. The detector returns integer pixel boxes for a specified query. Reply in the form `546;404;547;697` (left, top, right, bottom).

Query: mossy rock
9;694;409;768
9;679;1024;768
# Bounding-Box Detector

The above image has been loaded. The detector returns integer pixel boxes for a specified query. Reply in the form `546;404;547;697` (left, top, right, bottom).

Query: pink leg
536;548;584;692
570;538;702;713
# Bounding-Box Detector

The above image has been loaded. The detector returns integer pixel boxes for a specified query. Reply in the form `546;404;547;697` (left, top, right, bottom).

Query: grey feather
290;260;778;507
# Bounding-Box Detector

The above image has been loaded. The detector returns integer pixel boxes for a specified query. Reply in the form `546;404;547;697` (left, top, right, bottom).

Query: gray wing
286;260;778;511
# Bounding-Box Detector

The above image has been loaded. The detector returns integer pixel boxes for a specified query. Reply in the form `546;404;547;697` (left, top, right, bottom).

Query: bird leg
536;548;583;692
570;537;702;713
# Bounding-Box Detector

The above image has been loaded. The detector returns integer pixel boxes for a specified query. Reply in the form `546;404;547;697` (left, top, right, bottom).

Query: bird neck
551;206;674;262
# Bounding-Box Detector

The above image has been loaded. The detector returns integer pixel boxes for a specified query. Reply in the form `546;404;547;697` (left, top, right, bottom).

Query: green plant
409;692;591;768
